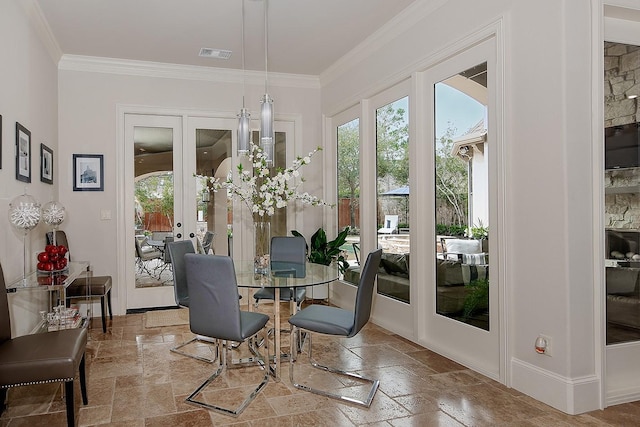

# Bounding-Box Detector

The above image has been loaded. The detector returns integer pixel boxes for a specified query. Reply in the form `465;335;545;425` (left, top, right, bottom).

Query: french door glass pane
434;62;489;330
338;118;361;285
376;97;410;303
133;126;174;287
195;128;232;256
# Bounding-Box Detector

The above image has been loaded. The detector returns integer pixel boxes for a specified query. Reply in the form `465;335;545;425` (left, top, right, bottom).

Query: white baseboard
511;357;601;414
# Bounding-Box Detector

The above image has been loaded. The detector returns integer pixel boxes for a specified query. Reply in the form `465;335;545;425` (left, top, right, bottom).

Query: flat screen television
606;122;640;169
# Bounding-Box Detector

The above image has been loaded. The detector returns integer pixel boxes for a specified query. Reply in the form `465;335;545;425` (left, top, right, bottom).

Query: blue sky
385;85;485;139
435;84;485;138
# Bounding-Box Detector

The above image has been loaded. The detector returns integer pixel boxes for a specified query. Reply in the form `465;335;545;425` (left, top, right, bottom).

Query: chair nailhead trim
2;378;73;388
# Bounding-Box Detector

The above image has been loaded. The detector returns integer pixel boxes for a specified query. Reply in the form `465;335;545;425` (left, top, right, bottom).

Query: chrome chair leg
289;325;380;408
186;334;269;416
171;335;218;363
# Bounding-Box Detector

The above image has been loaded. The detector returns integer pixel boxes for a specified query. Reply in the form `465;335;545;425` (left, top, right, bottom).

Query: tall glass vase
254;220;271;275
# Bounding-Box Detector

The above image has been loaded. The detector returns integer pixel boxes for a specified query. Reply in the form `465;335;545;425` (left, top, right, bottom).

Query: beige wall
0;2;59;336
57;66;322;315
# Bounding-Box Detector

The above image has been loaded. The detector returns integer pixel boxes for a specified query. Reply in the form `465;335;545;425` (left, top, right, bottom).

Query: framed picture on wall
73;154;104;191
40;143;53;184
15;122;31;183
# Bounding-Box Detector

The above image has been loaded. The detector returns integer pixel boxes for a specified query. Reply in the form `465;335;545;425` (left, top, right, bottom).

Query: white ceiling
36;0;418;76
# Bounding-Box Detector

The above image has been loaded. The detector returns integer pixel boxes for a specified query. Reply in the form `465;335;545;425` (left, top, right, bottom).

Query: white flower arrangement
197;142;332;217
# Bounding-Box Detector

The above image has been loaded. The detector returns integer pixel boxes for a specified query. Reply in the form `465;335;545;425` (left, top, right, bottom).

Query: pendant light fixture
237;0;250;155
259;0;274;166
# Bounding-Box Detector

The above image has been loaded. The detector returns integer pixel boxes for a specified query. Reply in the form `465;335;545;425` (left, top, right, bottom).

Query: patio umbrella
381;185;409;196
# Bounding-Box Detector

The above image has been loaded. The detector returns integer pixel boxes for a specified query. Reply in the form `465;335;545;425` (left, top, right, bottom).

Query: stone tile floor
2;304;640;426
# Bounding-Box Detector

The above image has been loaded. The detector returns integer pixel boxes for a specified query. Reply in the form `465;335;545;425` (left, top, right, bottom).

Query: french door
418;37;502;379
125;114;183;309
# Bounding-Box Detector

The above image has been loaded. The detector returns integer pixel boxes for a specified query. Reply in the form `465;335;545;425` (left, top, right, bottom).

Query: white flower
195;143;332;218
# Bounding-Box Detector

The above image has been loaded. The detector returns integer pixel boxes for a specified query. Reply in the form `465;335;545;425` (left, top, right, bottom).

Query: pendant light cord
264;0;268;93
241;0;246;108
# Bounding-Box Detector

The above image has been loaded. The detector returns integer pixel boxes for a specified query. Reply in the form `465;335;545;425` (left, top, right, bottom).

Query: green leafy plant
463;278;489;319
291;227;350;274
468;219;488;240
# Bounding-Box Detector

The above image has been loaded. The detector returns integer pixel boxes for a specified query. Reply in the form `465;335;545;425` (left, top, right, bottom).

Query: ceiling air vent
199;48;232;59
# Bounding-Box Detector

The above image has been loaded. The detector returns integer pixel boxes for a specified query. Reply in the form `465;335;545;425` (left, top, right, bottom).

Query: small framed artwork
40;143;53;184
15;122;31;183
73;154;104;191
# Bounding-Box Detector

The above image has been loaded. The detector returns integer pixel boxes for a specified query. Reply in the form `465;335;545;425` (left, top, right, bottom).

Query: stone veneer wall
604;42;640;229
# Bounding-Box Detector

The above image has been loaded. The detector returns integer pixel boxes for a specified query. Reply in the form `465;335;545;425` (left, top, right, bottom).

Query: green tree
337;119;360;228
376;103;409;186
435;125;468;226
135;173;174;230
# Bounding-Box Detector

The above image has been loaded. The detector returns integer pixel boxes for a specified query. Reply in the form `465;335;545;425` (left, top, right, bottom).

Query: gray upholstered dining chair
0;262;88;427
184;254;270;417
288;248;382;407
253;236;307;311
47;230;113;333
166;240;217;363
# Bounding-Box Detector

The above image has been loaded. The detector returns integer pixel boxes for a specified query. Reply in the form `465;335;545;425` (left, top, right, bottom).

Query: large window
338;118;360;285
434;62;489;330
376;97;410;303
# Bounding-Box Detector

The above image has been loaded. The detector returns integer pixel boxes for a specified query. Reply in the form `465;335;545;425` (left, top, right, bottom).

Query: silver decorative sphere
42;201;66;227
8;194;41;234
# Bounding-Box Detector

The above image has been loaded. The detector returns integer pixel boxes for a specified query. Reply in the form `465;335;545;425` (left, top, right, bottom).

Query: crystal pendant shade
260;93;274;166
237;107;251;155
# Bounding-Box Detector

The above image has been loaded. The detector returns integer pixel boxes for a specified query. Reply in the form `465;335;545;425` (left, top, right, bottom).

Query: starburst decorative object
42;201;66;246
8;193;41;283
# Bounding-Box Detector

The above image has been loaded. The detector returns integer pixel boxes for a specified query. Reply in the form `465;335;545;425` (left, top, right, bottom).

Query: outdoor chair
378;215;399;234
0;261;88;427
288;248;382;407
184;254;270;417
135;236;163;277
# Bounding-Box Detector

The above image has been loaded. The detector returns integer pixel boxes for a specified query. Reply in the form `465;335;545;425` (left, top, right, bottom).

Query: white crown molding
20;0;63;64
58;55;321;89
319;0;449;86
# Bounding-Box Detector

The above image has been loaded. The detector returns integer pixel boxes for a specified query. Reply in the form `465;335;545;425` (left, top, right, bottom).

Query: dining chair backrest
163;236;174;263
202;231;215;254
184;254;243;342
0;263;10;344
350;248;383;338
270;236;306;278
167;240;195;307
46;230;71;260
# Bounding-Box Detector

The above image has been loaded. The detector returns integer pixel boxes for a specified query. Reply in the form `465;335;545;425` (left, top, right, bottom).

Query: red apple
57;245;68;256
45;245;56;253
42;262;54;271
37;252;50;262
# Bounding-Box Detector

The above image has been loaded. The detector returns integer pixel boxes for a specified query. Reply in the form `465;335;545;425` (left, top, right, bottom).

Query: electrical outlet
536;334;552;357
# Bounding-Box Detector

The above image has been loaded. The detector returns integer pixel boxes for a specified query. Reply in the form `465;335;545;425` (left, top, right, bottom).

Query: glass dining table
233;260;339;380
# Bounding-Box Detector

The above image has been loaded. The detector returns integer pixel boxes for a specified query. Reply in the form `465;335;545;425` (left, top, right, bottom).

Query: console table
6;261;90;333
